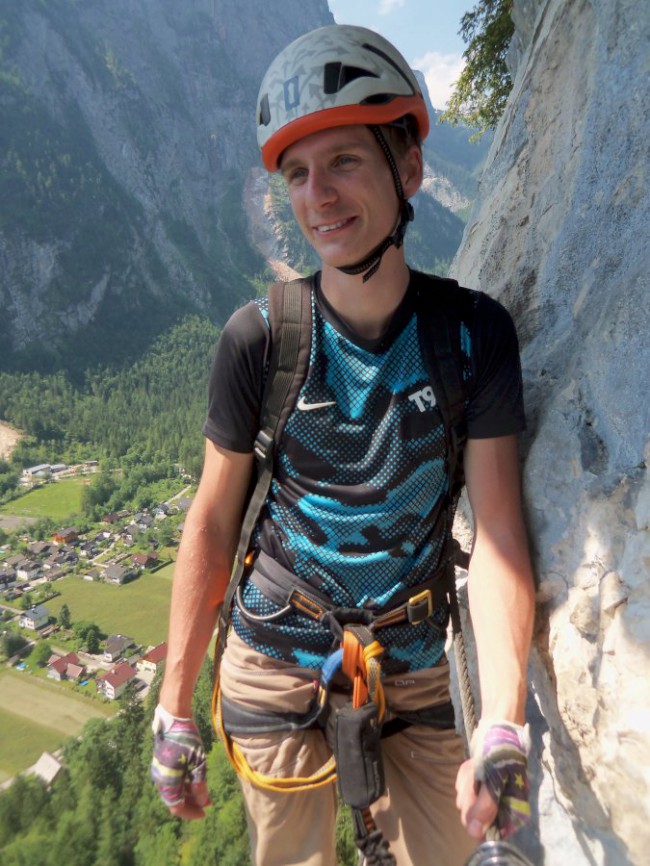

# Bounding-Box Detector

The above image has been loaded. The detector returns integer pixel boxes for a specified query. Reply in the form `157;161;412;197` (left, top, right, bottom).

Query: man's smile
314;217;355;233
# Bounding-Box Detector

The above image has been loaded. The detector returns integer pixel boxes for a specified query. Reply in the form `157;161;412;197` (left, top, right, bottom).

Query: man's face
279;125;420;272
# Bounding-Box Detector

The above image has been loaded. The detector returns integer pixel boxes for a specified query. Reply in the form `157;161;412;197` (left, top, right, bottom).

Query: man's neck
319;252;411;340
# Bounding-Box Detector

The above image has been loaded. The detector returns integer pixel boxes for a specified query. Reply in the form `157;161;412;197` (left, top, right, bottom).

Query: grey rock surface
452;1;650;863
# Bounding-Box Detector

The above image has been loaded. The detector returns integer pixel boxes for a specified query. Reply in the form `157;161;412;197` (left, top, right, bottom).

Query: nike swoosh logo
297;397;336;411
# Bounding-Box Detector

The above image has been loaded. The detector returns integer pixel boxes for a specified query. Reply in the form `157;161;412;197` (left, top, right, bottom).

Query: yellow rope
213;675;337;793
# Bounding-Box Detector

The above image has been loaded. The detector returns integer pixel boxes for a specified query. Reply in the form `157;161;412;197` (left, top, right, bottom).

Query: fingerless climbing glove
471;719;531;838
151;704;207;808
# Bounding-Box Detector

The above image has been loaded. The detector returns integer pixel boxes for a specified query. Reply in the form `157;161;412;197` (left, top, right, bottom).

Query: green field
0;669;115;785
47;565;174;647
0;477;87;522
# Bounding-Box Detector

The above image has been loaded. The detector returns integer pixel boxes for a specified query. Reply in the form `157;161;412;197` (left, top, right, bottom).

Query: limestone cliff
451;1;649;863
0;0;335;368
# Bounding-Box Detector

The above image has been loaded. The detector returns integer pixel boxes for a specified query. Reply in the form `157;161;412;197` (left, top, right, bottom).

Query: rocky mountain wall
451;1;649;863
0;0;335;367
1;1;484;373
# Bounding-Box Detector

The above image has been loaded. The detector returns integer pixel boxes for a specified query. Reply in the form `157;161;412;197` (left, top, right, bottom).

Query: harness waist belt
221;691;456;738
242;550;452;630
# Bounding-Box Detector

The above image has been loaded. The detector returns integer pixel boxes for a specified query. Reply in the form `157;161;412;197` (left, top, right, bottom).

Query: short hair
381;115;422;161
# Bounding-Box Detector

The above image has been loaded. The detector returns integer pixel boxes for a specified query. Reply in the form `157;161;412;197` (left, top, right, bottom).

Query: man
152;24;535;866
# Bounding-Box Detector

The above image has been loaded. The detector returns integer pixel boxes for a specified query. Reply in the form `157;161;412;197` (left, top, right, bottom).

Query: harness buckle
406;589;433;624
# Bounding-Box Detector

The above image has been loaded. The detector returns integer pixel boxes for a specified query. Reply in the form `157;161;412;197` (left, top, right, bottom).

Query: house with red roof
131;551;159;569
136;642;167;675
47;652;85;682
96;662;137;701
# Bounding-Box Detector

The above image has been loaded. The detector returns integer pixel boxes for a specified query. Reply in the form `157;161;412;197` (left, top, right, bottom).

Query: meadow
47;564;174;647
0;669;114;785
0;477;87;522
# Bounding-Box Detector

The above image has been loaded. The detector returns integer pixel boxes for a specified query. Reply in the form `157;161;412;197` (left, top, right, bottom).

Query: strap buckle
406;589;433;624
254;430;273;462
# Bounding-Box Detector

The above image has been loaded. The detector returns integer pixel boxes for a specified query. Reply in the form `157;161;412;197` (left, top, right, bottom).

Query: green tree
72;619;104;652
94;789;123;866
59;602;71;629
133;822;180;866
186;745;250;866
156;520;175;549
336;804;358;866
30;640;53;667
192;657;216;752
1;631;28;659
84;624;101;653
0;775;52;848
0;465;19;497
442;0;515;136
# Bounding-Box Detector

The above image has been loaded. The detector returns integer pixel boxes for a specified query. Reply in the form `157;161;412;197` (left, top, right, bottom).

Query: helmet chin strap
336;125;414;283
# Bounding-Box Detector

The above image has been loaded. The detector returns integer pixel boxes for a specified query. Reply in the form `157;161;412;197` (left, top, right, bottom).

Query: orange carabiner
342;629;368;708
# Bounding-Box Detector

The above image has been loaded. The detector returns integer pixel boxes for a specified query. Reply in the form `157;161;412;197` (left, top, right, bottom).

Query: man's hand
456;720;531;840
151;704;211;819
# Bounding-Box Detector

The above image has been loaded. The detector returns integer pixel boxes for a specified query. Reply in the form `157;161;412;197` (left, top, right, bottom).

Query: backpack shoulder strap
414;271;474;496
260;277;314;457
215;276;313;669
414;272;475;632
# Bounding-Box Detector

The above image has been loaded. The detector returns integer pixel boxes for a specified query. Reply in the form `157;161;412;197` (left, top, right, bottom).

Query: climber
150;23;536;866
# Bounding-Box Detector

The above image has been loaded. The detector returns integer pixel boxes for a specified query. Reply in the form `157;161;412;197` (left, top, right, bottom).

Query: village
0;471;194;704
0;431;200;792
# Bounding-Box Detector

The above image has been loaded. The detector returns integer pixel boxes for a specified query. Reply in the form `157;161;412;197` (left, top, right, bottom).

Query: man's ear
401;145;423;198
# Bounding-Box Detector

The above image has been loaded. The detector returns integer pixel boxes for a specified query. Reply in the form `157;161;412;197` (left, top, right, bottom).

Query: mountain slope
1;1;487;375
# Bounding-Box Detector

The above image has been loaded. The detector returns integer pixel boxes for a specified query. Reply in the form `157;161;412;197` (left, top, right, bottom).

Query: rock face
0;0;335;366
451;0;649;863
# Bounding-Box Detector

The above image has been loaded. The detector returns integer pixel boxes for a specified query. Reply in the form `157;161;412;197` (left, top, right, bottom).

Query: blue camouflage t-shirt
203;270;525;673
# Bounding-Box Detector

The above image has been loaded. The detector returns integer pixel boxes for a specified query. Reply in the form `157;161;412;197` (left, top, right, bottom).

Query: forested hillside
1;664;248;866
0;316;219;485
0;661;357;866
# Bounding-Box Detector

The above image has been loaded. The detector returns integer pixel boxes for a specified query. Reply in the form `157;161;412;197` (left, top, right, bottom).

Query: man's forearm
157;443;253;719
467;530;535;724
159;518;232;717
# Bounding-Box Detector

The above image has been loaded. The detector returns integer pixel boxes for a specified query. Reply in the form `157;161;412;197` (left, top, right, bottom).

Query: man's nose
305;167;337;207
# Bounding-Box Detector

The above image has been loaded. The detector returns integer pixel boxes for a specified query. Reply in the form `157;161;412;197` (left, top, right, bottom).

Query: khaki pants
220;632;476;866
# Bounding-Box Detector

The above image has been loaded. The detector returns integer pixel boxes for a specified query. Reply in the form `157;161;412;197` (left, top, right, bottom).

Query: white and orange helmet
256;24;430;172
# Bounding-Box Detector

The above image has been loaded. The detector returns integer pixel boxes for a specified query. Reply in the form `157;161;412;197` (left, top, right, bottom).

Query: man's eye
335;155;358;168
285;168;307;184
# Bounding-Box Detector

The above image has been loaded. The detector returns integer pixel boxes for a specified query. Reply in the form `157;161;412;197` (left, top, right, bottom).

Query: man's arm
152;440;253;819
160;439;254;718
455;434;535;837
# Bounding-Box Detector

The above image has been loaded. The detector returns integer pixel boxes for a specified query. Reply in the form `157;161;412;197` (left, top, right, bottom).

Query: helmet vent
362;43;415;92
258;94;271;127
323;62;379;95
257;93;271;126
361;94;393;105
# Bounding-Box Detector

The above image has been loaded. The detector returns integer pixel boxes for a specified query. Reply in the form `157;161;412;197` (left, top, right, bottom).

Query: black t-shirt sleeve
202;302;268;453
466;292;526;439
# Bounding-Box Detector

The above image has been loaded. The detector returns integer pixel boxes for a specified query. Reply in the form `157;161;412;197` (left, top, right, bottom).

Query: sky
328;0;476;110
